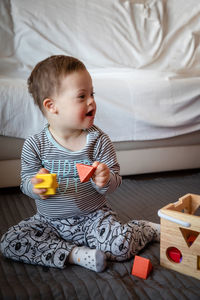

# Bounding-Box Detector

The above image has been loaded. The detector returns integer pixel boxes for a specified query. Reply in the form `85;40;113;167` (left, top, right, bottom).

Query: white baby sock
68;246;107;272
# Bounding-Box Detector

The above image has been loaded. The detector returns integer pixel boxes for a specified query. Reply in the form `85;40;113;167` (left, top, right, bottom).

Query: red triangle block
131;256;153;279
76;163;96;183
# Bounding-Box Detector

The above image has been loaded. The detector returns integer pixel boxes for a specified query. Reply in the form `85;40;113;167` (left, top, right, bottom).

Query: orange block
76;163;96;183
131;256;153;279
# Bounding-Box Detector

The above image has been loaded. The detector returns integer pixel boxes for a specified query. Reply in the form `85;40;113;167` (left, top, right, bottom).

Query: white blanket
4;0;199;75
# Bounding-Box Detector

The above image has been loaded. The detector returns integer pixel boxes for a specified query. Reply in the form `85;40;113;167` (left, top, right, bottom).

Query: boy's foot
132;220;160;242
68;246;107;272
141;221;160;242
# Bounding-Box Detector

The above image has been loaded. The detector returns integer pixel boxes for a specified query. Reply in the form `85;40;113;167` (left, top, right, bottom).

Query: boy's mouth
86;109;94;117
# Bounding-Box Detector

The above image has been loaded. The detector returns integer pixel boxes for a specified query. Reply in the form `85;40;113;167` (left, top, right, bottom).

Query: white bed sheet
0;70;200;142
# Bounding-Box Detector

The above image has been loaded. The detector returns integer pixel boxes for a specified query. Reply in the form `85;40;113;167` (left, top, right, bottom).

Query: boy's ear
43;98;57;114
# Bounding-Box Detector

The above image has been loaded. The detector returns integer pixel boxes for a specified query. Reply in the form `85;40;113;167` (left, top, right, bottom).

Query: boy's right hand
31;168;50;199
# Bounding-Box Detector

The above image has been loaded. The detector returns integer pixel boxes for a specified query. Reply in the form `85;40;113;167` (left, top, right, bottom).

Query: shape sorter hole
179;228;199;247
194;206;200;216
166;247;182;263
197;256;200;270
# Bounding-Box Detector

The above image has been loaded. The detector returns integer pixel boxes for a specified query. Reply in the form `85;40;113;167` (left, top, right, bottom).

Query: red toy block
167;247;182;263
187;235;197;246
76;163;96;182
131;256;153;279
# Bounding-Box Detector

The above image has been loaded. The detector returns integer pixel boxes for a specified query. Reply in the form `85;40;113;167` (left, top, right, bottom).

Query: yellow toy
158;193;200;280
34;173;58;195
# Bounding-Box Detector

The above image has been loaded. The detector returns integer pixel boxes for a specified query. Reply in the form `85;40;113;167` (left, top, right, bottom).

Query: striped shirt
21;124;122;219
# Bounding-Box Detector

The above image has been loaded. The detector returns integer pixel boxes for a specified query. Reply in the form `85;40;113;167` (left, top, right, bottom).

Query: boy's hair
27;55;86;114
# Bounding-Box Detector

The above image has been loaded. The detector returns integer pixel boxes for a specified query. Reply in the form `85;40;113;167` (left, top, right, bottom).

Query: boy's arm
20;138;44;199
91;134;122;194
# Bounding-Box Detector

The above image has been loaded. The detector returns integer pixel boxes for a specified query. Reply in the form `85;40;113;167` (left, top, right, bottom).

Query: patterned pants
0;206;156;268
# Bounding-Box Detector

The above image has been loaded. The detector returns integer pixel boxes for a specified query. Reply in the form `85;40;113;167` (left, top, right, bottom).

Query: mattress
0;73;200;142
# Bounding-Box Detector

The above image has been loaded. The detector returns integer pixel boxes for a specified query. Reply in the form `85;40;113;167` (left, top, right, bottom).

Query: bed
0;0;200;188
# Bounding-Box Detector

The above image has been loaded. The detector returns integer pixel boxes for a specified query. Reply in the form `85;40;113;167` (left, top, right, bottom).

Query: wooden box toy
158;193;200;280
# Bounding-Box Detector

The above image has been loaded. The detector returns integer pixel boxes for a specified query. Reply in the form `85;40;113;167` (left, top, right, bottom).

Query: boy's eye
78;92;95;100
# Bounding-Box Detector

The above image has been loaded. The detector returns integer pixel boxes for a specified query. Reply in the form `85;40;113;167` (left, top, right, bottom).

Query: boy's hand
92;161;110;188
31;168;50;199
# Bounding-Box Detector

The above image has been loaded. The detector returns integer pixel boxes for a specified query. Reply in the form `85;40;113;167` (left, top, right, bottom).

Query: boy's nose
87;96;94;105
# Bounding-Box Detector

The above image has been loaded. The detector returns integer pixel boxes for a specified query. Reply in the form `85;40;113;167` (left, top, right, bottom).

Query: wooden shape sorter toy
158;193;200;280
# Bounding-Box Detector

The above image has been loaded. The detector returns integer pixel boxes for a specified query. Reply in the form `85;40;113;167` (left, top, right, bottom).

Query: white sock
68;246;107;272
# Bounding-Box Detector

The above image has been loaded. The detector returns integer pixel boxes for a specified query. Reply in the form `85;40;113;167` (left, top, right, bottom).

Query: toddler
0;55;160;272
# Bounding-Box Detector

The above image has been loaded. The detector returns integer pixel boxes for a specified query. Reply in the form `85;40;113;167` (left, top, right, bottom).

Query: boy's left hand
92;161;110;188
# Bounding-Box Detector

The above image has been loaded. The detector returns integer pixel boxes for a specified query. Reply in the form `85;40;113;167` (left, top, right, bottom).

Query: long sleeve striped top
20;124;122;219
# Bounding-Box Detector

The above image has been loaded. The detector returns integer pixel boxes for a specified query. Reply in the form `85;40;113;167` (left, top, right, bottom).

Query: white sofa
0;0;200;187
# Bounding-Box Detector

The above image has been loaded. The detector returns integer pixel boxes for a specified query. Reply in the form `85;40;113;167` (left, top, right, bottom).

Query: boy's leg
84;206;160;261
49;216;107;272
0;214;75;268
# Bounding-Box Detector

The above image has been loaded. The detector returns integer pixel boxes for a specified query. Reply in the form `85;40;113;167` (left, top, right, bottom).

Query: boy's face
53;69;96;131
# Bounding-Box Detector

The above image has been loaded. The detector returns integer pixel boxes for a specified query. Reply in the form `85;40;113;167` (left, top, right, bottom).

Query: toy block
167;247;182;263
187;235;197;246
76;163;96;183
34;173;58;195
158;193;200;280
131;256;153;279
